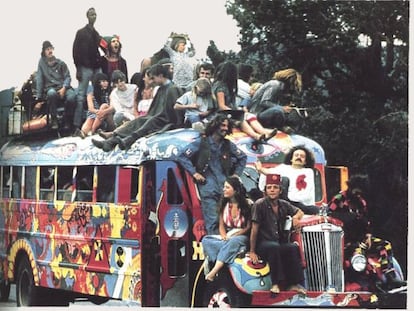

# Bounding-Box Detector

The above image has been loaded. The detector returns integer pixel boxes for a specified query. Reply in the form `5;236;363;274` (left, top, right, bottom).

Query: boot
385;269;407;290
118;134;137;150
92;136;120;152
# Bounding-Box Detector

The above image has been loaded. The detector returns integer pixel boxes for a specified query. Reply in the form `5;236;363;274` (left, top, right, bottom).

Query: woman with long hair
202;176;252;281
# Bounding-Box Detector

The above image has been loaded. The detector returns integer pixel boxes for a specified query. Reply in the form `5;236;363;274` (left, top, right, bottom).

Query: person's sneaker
73;128;86;139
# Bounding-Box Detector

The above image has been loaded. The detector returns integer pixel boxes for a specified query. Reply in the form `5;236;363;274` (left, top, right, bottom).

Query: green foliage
216;0;409;271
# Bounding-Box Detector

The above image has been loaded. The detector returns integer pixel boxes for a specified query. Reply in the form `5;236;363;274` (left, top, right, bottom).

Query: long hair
204;114;233;136
92;72;111;105
273;68;302;94
217;176;251;222
283;145;315;168
214;61;238;104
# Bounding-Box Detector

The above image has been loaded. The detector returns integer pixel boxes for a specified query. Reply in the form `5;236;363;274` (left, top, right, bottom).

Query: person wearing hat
249;173;306;294
35;40;77;130
100;35;128;82
175;113;247;235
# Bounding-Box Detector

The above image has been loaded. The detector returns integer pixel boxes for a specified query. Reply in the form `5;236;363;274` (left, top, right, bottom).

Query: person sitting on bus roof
35;40;77;130
92;64;182;152
256;145;320;215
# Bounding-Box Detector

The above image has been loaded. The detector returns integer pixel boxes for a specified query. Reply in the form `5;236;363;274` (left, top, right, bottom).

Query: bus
0;127;406;308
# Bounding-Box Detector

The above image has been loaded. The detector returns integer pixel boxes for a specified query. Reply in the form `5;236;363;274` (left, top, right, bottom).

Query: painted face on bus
265;184;281;200
290;149;307;168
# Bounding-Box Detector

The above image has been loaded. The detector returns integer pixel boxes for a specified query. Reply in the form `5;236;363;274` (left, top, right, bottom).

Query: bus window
57;166;74;201
167;168;183;204
40;166;55;200
24;166;36;199
11;166;22;199
1;166;11;198
76;166;93;202
97;166;115;203
314;168;323;203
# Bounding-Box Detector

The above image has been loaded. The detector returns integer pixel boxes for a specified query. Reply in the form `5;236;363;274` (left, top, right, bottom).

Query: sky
0;0;240;90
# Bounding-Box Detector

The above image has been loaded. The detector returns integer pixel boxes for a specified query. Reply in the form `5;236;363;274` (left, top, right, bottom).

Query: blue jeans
202;234;248;263
75;66;101;127
46;88;76;124
257;106;286;129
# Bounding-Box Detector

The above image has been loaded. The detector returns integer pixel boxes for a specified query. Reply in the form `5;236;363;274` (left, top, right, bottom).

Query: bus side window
57;166;73;201
77;166;93;202
97;166;115;203
11;166;22;199
167;168;183;204
24;166;36;199
40;166;55;200
1;166;11;198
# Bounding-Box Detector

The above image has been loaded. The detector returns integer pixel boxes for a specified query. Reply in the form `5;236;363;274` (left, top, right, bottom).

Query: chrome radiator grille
301;222;344;292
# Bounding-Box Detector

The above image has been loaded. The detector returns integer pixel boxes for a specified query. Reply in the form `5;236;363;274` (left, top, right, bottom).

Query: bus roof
0;129;326;167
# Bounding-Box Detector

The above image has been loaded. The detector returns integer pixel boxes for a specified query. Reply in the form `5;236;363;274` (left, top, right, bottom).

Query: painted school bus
0;128;406;308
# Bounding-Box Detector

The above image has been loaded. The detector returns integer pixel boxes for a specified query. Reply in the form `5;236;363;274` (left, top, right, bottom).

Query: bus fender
7;239;40;286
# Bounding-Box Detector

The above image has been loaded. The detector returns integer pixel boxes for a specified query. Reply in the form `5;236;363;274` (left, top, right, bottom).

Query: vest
195;136;232;176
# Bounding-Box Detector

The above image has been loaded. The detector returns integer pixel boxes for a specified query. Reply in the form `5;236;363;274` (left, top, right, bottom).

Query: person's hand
220;234;227;241
364;233;372;249
255;160;263;173
193;172;206;184
58;87;66;99
283;105;293;113
249;252;259;264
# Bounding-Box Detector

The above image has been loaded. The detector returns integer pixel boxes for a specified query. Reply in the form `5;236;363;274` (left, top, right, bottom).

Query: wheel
16;256;37;306
0;280;11;301
202;270;248;308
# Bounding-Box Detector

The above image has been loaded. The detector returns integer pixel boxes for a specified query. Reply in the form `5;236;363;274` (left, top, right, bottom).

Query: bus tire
0;280;10;301
16;256;38;306
202;270;248;308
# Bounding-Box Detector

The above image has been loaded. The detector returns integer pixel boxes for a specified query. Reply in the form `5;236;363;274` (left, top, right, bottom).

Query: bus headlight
351;254;367;272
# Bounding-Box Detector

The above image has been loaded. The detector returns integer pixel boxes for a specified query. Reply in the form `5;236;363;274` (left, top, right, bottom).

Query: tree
223;0;408;271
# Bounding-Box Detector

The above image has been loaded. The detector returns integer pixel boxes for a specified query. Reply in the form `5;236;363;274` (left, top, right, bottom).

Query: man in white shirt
256;146;319;214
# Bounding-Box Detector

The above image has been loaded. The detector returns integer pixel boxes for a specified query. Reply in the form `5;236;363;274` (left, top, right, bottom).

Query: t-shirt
259;164;315;205
110;83;137;118
176;91;214;120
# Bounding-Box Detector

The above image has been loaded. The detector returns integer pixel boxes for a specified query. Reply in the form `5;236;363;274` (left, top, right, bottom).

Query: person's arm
216;91;231;110
249;222;260;264
230;142;247;176
133;86;139;118
218;212;227;240
292;208;304;229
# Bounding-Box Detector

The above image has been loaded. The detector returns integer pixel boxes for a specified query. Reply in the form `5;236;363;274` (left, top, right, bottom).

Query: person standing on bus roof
73;7;103;135
256;145;320;215
249;173;306;295
175;113;247;235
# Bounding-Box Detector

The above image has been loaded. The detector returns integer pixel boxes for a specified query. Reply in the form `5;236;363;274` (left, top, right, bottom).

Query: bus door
140;160;191;307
